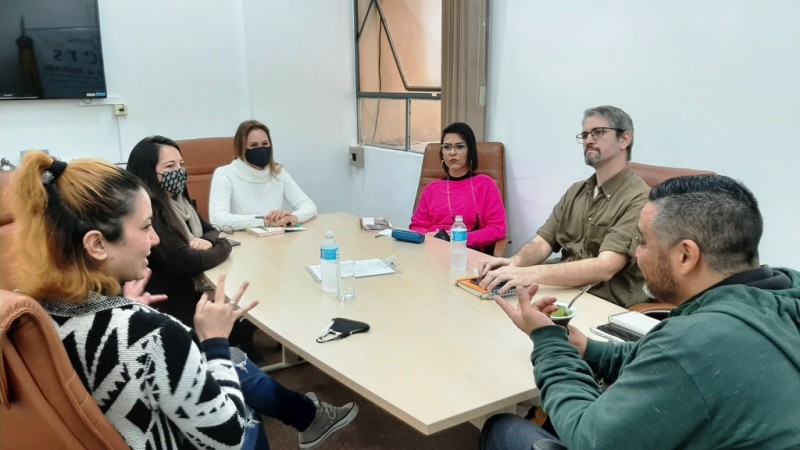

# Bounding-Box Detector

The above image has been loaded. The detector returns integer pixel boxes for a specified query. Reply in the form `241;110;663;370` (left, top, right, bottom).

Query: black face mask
245;146;272;168
158;167;188;195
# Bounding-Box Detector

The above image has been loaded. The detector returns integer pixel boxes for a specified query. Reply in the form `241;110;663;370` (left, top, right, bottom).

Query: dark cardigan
146;206;232;327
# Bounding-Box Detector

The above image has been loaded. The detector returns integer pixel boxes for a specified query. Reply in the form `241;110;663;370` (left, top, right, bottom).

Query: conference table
206;213;627;435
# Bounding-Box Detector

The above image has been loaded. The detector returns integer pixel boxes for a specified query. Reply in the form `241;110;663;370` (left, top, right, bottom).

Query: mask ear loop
316;321;344;343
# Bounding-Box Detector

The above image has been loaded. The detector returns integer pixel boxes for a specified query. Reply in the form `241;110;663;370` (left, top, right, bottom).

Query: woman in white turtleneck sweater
209;120;317;230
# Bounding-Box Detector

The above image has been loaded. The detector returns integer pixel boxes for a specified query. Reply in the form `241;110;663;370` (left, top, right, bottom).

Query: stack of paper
307;258;395;282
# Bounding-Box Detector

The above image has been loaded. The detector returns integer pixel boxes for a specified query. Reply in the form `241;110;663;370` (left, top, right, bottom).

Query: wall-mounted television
0;0;108;100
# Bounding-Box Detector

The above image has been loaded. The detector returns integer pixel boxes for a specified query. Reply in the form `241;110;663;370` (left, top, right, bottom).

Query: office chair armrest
493;237;509;258
629;302;675;321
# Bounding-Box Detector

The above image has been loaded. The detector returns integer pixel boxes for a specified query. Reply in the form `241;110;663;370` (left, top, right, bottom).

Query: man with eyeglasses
479;105;650;307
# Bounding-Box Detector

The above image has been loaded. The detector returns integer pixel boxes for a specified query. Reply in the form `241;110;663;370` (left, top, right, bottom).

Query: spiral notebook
607;311;660;336
456;277;516;300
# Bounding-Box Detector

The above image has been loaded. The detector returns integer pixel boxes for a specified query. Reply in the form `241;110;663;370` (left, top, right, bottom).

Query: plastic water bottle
320;230;340;292
450;215;468;271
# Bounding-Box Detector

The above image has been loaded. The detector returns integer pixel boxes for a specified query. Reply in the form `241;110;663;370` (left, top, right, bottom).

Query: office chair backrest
0;170;17;290
0;290;128;449
176;137;235;220
629;162;716;188
415;142;506;210
627;162;716;320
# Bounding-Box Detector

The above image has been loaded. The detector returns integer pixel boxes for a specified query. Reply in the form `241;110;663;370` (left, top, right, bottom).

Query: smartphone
468;277;506;291
594;323;641;342
468;277;513;297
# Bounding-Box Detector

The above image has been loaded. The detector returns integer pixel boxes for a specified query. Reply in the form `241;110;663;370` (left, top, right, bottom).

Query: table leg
259;345;306;373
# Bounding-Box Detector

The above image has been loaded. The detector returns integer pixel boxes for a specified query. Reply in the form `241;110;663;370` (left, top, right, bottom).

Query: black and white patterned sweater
43;292;246;450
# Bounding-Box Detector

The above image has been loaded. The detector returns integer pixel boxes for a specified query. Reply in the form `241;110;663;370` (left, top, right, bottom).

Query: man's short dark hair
649;175;763;274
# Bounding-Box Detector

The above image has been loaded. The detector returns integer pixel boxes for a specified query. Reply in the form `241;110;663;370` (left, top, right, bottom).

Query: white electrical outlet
114;104;128;116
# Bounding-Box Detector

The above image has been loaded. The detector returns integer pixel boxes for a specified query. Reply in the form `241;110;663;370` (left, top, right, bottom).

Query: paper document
360;217;393;231
307;258;395;282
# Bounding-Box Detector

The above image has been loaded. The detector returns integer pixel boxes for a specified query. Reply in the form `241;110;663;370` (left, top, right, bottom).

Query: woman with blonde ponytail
11;152;136;300
10;151;357;450
10;151;257;449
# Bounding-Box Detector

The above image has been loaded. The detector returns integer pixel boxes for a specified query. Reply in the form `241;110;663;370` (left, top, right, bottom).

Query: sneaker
298;392;358;449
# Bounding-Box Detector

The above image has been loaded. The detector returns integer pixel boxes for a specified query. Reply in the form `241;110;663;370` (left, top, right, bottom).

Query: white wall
352;146;422;227
483;0;800;267
0;0;252;164
242;0;357;215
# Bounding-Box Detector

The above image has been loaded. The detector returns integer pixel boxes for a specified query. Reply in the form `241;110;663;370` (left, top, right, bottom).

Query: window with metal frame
355;0;442;152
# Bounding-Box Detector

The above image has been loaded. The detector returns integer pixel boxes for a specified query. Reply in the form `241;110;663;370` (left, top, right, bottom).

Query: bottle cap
455;215;463;221
325;230;334;238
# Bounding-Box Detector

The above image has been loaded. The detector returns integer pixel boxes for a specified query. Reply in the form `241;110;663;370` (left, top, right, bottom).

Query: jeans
480;413;565;450
241;411;268;450
232;347;317;450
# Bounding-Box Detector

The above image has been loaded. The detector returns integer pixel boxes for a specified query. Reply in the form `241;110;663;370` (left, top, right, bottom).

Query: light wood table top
206;212;626;435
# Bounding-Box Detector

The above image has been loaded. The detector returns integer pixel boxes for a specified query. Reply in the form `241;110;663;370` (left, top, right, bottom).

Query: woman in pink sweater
410;122;507;254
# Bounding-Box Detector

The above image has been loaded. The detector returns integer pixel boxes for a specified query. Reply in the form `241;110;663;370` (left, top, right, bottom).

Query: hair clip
42;159;68;184
42;170;55;184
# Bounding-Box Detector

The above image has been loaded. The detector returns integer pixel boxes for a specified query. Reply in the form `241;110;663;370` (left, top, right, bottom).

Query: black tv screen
0;0;107;100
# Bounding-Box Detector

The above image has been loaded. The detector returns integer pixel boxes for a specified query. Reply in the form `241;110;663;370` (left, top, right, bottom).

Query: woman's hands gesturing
193;274;259;341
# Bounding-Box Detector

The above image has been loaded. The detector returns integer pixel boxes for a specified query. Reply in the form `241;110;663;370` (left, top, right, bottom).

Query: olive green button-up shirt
537;167;650;307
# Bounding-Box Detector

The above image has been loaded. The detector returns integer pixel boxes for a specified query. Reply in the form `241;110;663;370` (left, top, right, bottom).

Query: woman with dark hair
410;122;507;254
209;120;317;230
126;135;232;327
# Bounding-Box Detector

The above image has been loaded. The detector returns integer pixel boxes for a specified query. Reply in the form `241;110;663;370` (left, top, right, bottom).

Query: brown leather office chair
0;290;129;449
629;162;716;189
415;142;509;257
627;162;717;319
176;137;235;221
0;170;18;290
